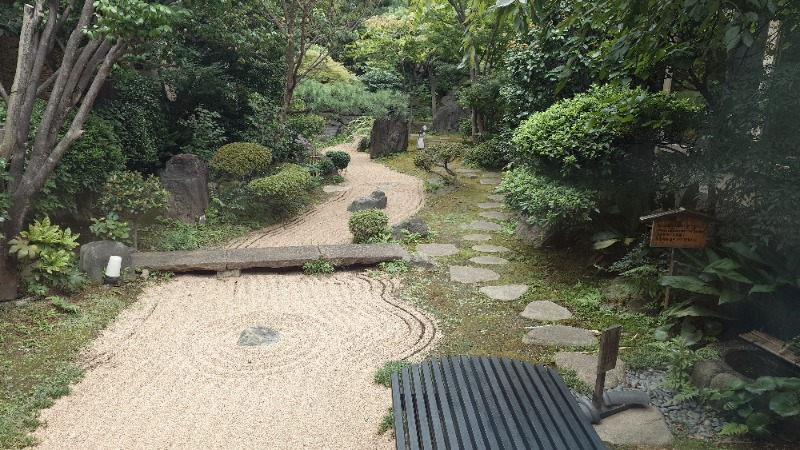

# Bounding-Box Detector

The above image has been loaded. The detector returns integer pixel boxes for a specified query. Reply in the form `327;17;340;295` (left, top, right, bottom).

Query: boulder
433;92;470;133
293;134;314;161
162;154;209;223
391;217;430;241
357;136;371;152
79;241;136;282
516;214;556;248
369;115;408;158
347;191;387;212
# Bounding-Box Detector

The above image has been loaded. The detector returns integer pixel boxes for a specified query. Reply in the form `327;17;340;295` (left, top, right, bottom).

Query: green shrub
89;213;131;243
325;151;351;170
178;107;227;161
303;256;336;275
98;171;170;248
53;113;126;202
209;142;273;181
248;164;311;197
349;209;389;243
316;157;337;177
8;217;84;295
499;166;597;229
286;113;327;138
463;137;509;170
511;84;702;177
721;376;800;438
414;143;465;183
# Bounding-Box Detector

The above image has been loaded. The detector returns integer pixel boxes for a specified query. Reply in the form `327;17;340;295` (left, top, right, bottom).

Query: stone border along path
33;139;441;450
415;163;673;446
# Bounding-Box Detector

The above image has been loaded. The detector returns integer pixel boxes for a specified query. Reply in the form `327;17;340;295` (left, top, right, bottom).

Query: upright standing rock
162;154;209;223
433;91;470;133
369;115;408;158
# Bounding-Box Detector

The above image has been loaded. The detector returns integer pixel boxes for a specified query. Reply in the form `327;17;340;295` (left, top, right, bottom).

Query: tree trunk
0;245;19;300
430;67;437;119
469;65;480;143
281;35;296;119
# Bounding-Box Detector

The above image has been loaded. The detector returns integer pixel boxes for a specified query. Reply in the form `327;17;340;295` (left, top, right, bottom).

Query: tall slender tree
0;0;175;299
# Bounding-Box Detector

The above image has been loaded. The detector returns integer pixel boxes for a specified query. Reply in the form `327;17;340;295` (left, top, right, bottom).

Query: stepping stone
450;266;500;284
520;301;573;322
480;178;500;185
471;245;509;253
463;234;492;241
522;325;597;347
593;406;674;446
480;284;528;301
323;185;349;193
554;352;624;389
416;243;459;257
456;168;480;173
469;256;509;265
461;173;478;179
487;194;506;201
469;221;501;232
477;202;503;209
479;211;510;221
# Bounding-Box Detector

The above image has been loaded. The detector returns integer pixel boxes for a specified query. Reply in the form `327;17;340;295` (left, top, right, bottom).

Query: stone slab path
477;202;504;209
416;243;459;257
449;266;501;283
480;284;529;301
478;211;510;220
522;325;597;347
554;351;625;389
520;301;573;322
472;245;509;253
469;221;502;232
463;234;492;241
487;194;505;201
469;256;509;265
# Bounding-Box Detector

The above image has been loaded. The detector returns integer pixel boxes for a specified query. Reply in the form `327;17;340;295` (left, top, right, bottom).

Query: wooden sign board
597;326;621;372
649;213;709;248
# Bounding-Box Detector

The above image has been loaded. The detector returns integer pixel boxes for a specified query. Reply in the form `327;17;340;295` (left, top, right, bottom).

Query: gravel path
227;140;424;248
34;141;437;449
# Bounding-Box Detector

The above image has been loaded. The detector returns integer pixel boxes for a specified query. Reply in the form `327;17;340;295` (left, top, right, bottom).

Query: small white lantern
104;255;122;285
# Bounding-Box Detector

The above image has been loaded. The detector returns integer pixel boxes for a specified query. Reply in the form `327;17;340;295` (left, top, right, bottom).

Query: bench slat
430;356;461;447
440;357;476;450
411;363;433;449
420;360;448;449
392;371;408;450
460;355;502;449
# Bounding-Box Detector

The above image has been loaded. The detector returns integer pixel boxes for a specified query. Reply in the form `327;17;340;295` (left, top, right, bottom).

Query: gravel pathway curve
34;141;437;449
227;140;425;248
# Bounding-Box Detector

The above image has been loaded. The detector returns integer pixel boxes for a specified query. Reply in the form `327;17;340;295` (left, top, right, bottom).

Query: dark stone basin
724;349;800;379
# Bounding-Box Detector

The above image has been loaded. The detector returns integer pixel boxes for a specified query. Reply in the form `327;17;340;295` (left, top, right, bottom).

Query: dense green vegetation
1;0;799;446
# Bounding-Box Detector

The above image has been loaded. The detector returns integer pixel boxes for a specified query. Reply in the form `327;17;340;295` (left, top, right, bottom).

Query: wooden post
593;325;622;408
664;248;676;307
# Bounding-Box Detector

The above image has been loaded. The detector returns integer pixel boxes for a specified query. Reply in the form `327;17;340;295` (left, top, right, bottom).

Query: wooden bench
391;356;607;450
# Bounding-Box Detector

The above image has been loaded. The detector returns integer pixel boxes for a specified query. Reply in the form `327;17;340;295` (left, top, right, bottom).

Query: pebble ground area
33;141;440;449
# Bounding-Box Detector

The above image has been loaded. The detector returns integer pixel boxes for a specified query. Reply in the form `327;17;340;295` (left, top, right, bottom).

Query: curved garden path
33;140;438;449
227;140;425;248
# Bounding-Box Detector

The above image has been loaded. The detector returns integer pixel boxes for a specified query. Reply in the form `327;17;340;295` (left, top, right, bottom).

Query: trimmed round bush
349;209;389;243
463;138;509;170
286;113;326;138
247;163;310;199
209;142;273;181
316;156;337;176
325;150;351;170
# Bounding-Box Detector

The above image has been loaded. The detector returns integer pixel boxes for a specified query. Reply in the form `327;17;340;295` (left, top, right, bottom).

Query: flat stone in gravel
593;406;674;446
554;351;624;389
469;221;502;232
477;202;504;209
323;185;349;193
520;301;573;322
522;325;597;347
471;245;509;253
480;179;500;185
480;284;528;301
461;173;478;179
416;243;459;257
479;211;510;221
469;256;509;265
237;326;280;347
483;172;502;178
463;234;492;241
456;168;479;173
449;266;500;284
487;194;506;201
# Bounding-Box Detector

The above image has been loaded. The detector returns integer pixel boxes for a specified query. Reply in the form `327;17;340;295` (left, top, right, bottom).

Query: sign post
640;208;714;306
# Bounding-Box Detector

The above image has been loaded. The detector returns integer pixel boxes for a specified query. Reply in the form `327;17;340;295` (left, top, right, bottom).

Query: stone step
522;325;597;347
132;244;410;273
